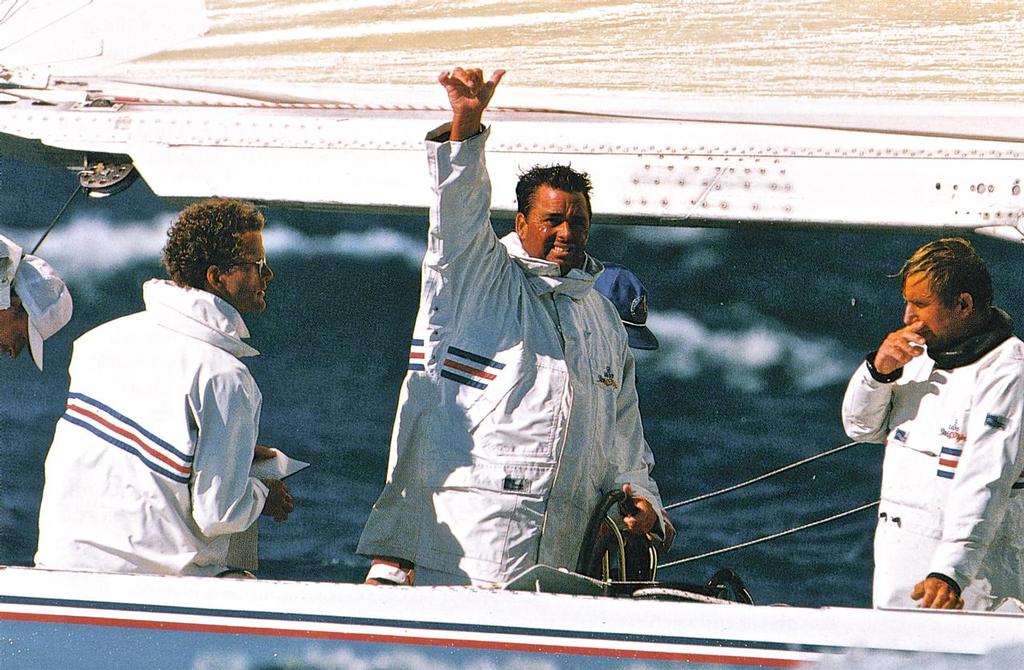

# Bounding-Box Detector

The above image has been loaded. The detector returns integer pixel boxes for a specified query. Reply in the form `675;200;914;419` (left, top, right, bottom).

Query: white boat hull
2;566;1022;668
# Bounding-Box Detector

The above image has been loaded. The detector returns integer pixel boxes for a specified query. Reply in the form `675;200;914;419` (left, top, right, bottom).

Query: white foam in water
262;226;425;267
27;214;174;280
195;645;588;670
197;643;1024;669
646;309;855;392
813;644;1024;669
24;215;425;284
623;227;727;246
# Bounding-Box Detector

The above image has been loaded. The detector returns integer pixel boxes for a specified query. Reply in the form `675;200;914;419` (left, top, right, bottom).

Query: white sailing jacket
842;335;1024;609
35;280;269;576
357;126;666;584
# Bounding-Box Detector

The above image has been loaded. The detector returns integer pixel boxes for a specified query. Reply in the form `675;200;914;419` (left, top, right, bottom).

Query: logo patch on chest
939;423;967;443
985;414;1008;430
597;366;618;389
935;420;964;480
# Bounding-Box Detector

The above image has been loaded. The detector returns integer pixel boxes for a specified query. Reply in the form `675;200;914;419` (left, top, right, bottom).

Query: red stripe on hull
0;610;809;668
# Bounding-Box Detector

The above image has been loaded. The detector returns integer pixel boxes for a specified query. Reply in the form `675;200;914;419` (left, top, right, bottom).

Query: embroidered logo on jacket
441;346;505;390
939;425;967;443
408;338;426;372
597;366;618;389
61;392;193;484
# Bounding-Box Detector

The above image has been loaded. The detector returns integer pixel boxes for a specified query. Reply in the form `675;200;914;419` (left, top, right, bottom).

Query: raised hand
438;67;505;141
873;320;926;375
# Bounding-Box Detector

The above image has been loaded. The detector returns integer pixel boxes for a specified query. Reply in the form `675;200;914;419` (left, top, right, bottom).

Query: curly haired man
36;198;293;576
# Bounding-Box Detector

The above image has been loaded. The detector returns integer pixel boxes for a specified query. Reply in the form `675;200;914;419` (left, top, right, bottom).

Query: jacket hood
500;231;603;300
143;279;259;358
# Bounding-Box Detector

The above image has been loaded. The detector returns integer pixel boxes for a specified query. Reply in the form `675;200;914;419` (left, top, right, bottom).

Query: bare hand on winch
620;483;657;534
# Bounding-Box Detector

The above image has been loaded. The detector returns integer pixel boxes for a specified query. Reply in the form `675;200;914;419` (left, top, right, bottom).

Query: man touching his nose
843;238;1024;612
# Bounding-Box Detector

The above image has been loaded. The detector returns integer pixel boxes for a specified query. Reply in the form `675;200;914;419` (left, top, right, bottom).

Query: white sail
0;1;1022;239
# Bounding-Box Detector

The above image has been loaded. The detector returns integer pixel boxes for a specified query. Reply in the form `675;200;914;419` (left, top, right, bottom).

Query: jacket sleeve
929;354;1024;586
842;361;895;443
424;124;498;271
189;368;269;538
611;345;670;535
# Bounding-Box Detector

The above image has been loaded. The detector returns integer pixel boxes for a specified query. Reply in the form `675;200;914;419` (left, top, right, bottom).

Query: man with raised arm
35;198;293;576
843;238;1024;611
357;68;671;586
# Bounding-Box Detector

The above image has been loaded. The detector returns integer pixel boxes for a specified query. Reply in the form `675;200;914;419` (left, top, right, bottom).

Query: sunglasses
233;258;271;276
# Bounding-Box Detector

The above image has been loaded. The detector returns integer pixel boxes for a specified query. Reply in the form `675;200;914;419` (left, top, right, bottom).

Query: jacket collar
928;307;1014;370
500;232;603;300
143;279;259;358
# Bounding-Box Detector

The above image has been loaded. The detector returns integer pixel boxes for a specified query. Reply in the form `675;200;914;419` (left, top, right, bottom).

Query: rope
658;500;879;569
31;184;81;254
664;441;869;511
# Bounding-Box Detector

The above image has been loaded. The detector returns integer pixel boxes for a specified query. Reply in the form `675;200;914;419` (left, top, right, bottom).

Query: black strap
927;572;962;598
864;351;902;383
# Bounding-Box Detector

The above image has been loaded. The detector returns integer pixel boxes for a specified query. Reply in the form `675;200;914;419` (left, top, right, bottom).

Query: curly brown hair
163;198;266;289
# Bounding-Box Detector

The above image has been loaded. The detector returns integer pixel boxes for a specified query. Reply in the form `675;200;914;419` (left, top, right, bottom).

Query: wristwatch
865;351;903;383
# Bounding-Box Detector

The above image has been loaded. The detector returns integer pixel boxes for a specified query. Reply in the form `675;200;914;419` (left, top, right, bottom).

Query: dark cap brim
625;323;659;350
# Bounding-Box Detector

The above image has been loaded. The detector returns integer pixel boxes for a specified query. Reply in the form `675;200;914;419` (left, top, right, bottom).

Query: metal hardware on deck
79;162;139;198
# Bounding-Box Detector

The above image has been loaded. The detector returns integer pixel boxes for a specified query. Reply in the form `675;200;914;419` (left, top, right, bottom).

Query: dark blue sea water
2;156;1023;610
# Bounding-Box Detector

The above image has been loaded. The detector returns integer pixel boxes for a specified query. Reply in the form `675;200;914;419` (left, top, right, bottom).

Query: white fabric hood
499;231;604;301
143;279;258;358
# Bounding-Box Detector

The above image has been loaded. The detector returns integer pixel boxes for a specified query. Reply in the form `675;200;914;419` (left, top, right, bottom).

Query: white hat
12;253;73;370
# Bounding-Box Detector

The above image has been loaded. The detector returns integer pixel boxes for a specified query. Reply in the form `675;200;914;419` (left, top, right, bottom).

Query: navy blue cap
594;263;659;350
